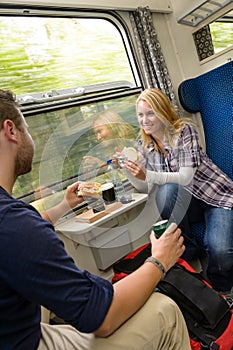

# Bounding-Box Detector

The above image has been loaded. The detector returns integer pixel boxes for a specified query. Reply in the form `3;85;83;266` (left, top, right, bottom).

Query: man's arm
41;182;84;224
95;223;184;337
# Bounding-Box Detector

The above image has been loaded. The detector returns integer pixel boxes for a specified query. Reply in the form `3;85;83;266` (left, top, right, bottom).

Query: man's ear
3;119;18;142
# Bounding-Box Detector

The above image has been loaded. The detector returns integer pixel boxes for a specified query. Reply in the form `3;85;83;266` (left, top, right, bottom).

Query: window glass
209;20;233;53
0;15;137;95
14;93;140;210
193;9;233;61
0;10;141;208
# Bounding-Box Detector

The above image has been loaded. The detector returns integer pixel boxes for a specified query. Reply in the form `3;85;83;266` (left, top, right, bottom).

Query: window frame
0;6;143;204
0;5;143;108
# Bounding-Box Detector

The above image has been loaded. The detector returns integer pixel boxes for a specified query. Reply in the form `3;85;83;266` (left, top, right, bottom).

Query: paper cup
153;220;169;238
102;183;116;204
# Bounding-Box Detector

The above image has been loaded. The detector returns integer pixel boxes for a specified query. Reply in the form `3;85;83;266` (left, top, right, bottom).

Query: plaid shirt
139;124;233;209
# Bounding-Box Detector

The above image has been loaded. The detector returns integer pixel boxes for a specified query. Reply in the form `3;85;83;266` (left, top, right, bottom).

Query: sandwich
121;147;140;161
77;182;102;198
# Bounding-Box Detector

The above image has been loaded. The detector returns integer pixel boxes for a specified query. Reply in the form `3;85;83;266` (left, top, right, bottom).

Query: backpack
112;243;151;283
112;247;233;350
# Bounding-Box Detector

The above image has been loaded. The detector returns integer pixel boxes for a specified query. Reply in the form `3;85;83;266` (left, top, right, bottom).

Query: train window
0;14;139;95
193;9;233;61
0;8;142;207
17;93;140;211
209;10;233;53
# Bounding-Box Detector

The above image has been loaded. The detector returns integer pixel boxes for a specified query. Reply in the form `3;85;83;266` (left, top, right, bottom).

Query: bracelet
144;256;166;279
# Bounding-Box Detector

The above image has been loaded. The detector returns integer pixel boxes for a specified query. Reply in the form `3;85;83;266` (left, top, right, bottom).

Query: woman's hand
124;160;146;180
150;223;185;272
112;150;124;168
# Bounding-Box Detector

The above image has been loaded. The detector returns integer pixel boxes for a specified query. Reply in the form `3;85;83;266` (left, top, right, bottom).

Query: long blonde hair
136;88;192;149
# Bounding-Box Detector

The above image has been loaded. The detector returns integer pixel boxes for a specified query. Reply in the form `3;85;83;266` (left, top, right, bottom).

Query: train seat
178;61;233;247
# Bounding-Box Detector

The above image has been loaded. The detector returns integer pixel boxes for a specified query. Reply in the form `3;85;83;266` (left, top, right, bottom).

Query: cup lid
153;219;168;227
101;182;114;190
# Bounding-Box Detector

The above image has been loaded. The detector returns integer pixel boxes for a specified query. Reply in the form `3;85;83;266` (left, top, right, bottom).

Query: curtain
130;6;177;105
192;25;214;61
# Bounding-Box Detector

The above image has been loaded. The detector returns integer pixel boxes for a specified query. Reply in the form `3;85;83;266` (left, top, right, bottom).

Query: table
56;192;158;280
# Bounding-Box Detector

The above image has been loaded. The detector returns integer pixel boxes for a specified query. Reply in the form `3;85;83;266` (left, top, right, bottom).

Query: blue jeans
155;184;233;292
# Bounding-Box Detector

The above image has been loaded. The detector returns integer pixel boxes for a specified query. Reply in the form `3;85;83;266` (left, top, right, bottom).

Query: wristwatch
144;256;166;279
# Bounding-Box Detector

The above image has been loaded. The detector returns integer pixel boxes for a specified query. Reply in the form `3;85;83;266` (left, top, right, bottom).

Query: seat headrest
178;79;200;113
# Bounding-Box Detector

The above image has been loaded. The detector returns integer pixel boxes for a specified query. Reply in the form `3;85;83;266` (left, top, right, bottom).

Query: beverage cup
153;219;169;238
101;183;116;204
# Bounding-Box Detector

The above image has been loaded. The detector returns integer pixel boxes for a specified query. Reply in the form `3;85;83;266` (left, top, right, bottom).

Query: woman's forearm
122;168;149;193
146;167;196;186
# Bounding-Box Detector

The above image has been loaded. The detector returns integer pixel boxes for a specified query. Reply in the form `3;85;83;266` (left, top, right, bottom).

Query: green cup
153;220;169;238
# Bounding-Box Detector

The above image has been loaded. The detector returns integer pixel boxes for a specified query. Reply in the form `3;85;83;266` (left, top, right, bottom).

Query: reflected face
137;100;164;138
15;112;35;177
93;124;113;142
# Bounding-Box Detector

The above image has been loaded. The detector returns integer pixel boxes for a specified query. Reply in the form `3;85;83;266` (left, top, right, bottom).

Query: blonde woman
124;88;233;294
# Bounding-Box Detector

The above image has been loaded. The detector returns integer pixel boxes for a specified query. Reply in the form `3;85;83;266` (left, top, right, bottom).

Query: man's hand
65;181;85;209
150;223;185;272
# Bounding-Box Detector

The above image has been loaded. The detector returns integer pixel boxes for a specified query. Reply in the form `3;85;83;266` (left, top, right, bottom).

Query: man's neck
0;175;15;195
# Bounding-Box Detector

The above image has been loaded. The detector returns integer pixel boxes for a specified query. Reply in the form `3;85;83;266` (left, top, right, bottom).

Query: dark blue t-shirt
0;187;113;350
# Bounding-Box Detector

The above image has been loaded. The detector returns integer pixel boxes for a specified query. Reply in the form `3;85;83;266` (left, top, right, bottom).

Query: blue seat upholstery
178;61;233;247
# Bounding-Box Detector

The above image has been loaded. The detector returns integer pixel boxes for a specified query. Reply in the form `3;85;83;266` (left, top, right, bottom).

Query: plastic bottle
106;159;126;202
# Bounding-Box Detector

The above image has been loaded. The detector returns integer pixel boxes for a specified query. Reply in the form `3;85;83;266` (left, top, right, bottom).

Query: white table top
55;192;148;240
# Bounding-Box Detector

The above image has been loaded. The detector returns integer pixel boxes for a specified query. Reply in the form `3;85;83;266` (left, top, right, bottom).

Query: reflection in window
14;94;140;204
0;9;142;208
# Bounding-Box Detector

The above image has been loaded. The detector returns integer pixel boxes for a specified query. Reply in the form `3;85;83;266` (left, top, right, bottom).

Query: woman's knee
156;184;178;201
208;245;233;269
155;184;179;212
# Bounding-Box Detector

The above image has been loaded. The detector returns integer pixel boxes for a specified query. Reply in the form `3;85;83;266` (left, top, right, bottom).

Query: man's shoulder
0;189;56;256
0;191;44;241
0;188;35;213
